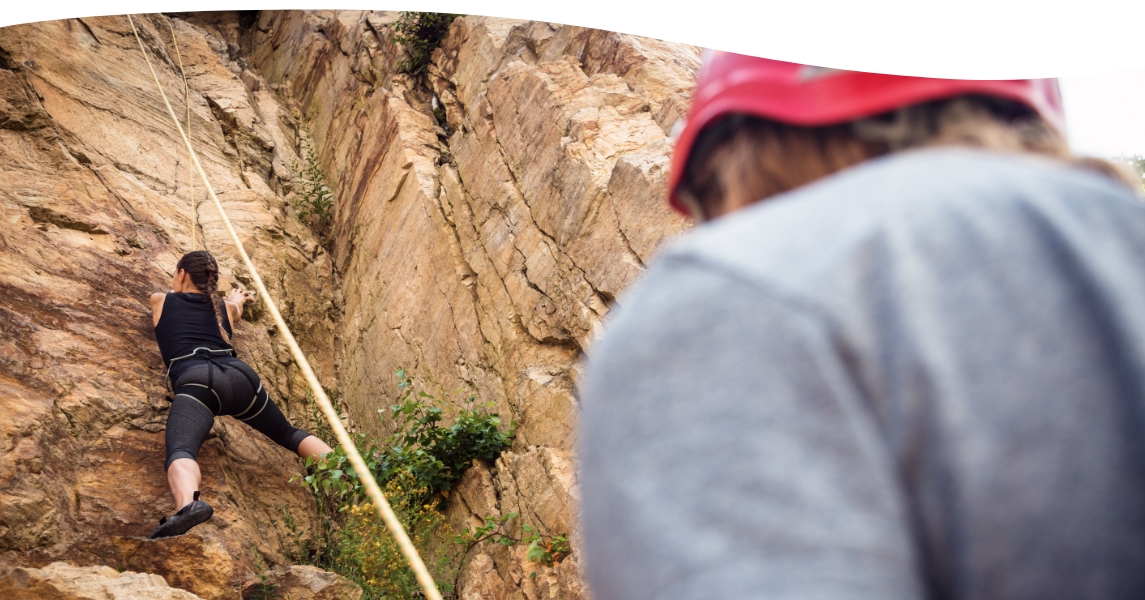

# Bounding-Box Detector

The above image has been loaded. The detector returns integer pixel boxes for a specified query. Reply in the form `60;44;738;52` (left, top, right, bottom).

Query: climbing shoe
149;491;213;539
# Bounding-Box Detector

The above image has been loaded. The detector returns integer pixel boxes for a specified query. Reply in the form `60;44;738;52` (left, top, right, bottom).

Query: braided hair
175;250;230;343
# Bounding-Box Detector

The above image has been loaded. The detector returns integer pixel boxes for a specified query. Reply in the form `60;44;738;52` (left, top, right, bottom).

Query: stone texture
109;535;235;600
0;562;205;599
244;12;697;599
1;10;697;600
241;565;363;600
0;12;339;596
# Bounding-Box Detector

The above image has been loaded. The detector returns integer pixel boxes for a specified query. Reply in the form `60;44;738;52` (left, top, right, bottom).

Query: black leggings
165;356;312;470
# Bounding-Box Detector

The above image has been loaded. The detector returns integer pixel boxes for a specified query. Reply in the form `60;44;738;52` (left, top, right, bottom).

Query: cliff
0;11;696;599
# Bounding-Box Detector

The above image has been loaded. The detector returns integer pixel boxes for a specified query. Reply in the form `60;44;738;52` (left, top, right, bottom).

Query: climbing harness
165;346;235;387
127;15;444;600
165;347;270;420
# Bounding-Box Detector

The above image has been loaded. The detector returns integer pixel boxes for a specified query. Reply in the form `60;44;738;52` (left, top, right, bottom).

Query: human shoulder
150;292;169;327
663;148;1141;295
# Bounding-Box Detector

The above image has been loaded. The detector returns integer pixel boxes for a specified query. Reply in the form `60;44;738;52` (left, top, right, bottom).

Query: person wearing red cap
578;51;1145;600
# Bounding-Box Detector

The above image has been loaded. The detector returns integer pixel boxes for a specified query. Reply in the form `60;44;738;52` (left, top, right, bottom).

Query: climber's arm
150;292;167;327
223;288;253;326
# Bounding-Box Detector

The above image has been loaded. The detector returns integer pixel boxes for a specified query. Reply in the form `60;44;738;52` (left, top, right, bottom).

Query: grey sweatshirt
578;148;1145;600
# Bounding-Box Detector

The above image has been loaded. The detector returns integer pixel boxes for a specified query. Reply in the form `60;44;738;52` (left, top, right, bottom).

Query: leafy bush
453;512;571;580
289;369;515;598
290;132;334;240
334;473;458;600
373;369;515;500
392;12;460;77
301;369;514;505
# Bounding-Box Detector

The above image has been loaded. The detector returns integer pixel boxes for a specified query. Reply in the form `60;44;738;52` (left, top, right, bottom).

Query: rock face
0;562;205;599
0;10;696;599
241;11;697;599
241;565;364;600
0;13;340;597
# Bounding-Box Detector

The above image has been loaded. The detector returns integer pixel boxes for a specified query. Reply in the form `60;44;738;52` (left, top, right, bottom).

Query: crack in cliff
494;97;612;324
75;18;102;45
428;167;517;405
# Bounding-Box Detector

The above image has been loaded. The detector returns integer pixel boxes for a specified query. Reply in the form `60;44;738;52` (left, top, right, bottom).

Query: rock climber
579;52;1145;598
149;250;333;538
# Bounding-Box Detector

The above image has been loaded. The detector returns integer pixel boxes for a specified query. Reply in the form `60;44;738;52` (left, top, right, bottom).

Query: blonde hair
677;96;1139;221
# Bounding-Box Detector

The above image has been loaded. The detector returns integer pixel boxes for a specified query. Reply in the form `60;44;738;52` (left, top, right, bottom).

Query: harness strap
174;392;214;414
237;386;270;422
182;383;221;414
233;382;265;419
167;348;264;418
165;346;235;393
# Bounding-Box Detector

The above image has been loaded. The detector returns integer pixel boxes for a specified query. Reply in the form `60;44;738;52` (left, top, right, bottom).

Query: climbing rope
157;14;197;251
126;15;445;600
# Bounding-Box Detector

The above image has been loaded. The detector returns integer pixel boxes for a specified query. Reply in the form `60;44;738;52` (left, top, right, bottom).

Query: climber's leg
239;384;315;453
165;388;216;508
167;458;201;509
152;390;216;538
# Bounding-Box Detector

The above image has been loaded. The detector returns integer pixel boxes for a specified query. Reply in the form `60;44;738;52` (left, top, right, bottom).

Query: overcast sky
1061;66;1145;159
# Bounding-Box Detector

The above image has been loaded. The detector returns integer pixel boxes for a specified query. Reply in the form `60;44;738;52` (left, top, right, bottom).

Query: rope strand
127;15;444;600
158;14;196;251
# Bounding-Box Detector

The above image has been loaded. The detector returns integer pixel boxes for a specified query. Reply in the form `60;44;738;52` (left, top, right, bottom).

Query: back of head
175;250;229;342
669;53;1138;221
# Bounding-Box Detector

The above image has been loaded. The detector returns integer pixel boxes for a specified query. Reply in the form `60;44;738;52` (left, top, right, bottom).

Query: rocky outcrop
239;11;697;599
241;565;363;600
0;562;205;599
1;9;697;599
0;13;340;597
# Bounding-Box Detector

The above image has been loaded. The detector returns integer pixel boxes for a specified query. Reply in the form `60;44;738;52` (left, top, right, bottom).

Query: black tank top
154;292;234;379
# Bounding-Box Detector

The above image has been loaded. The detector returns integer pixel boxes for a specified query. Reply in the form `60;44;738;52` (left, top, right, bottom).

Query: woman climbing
149;249;333;538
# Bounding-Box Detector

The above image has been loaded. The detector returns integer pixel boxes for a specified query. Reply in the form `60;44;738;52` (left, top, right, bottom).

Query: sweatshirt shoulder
656;149;1145;296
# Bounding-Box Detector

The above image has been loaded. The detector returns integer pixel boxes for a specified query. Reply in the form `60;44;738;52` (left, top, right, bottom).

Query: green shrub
301;369;514;505
290;132;334;240
290;369;514;597
334;474;458;600
452;512;572;581
392;12;461;77
373;369;516;500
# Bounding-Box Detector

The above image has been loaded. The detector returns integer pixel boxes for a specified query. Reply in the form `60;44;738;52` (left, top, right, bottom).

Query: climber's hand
225;287;254;306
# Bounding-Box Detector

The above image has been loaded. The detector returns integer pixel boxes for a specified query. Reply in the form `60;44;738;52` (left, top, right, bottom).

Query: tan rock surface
241;565;363;600
245;12;696;599
2;10;697;599
0;562;205;599
0;12;339;596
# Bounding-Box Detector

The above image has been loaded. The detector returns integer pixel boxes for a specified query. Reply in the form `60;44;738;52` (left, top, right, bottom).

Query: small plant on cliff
291;369;514;595
376;368;516;501
392;12;461;77
249;547;278;600
290;131;335;241
300;369;514;505
334;473;460;600
453;513;571;580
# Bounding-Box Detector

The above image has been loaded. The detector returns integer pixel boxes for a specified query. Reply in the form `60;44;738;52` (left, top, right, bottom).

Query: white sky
1061;67;1145;159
